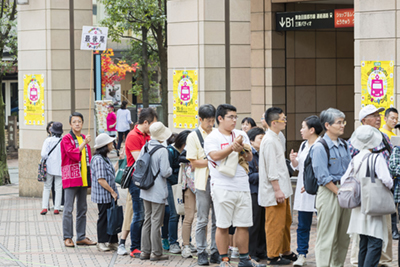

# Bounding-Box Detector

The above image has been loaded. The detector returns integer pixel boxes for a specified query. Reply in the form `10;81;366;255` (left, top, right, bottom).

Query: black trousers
359;234;382;267
117;130;130;150
97;203;119;243
248;193;267;257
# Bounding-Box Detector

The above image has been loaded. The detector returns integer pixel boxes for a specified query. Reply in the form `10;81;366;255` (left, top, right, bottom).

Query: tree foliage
100;0;168;124
0;0;17;185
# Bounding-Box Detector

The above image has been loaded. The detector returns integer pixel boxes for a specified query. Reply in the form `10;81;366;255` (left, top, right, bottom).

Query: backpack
167;145;181;185
303;138;348;195
133;143;165;190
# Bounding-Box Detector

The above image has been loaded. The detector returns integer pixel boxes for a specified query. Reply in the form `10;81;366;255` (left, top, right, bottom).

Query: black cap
50;122;63;134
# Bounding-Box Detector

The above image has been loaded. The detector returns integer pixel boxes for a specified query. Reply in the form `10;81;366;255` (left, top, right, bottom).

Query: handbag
172;165;185;216
37;139;61;182
360;154;396;216
120;164;134;189
107;199;124;235
217;152;239;177
338;154;368;209
115;158;127;185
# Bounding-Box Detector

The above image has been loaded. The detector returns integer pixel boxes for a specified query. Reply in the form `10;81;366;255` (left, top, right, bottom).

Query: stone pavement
0;160;399;266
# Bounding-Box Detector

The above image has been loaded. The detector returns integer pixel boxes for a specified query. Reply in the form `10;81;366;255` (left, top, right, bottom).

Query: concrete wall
18;0;93;197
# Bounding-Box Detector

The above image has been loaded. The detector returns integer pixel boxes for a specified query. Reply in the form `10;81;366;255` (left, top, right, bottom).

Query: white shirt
258;130;293;207
267;129;286;151
204;128;250;192
292;138;320;212
116;109;132;132
41;136;62;176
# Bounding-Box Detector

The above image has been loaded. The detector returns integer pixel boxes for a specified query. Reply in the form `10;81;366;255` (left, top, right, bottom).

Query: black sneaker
281;252;298;262
238;256;266;267
250;255;260;262
198;252;209;266
210;251;221;264
267;256;291;265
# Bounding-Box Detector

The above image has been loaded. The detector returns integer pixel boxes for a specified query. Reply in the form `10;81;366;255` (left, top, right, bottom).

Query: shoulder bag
37;139;61;182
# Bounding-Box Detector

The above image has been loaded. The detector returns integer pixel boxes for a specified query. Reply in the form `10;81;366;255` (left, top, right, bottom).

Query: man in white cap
348;104;394;265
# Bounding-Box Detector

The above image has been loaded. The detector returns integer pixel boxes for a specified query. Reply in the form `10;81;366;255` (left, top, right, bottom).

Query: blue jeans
297;211;313;255
129;181;144;251
359;234;382;267
167;182;180;245
161;205;170;239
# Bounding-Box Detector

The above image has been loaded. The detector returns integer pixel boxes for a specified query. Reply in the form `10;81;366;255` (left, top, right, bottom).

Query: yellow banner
361;61;394;112
23;74;45;126
173;70;198;129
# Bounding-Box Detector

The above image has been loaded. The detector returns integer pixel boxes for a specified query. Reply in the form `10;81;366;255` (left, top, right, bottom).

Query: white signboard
80;26;108;51
105;84;121;105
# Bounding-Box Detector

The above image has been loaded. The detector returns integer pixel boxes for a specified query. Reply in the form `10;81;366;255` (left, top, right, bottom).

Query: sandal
267;256;291;265
281;252;298;261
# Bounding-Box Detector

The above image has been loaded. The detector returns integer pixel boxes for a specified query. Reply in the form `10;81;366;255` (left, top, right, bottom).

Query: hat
50;122;63;134
350;125;382;150
149;122;172;142
94;133;116;149
359;105;384;122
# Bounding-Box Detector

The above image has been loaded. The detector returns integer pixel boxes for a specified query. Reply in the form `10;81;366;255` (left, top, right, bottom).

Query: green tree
0;0;17;185
100;0;168;124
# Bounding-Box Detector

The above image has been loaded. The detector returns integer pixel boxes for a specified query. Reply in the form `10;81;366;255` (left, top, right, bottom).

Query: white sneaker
169;243;182;254
189;243;197;253
117;244;128;255
97;243;110;252
230;247;239;258
293;254;306;266
181;245;192;258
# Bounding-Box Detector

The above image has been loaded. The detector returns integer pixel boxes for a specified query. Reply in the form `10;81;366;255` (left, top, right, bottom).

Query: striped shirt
90;155;119;204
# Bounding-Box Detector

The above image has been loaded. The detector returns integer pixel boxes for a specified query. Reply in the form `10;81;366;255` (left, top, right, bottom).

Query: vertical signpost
80;26;108;135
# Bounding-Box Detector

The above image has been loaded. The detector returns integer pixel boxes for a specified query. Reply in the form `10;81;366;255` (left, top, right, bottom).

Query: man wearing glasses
310;108;351;266
261;113;286;151
258;107;297;265
348;105;395;266
204;104;265;267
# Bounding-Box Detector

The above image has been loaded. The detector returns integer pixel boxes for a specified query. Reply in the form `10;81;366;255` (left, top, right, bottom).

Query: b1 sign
80;26;108;51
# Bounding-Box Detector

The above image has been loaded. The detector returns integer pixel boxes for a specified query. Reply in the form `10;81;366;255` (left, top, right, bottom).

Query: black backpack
303;138;347;195
133;143;165;190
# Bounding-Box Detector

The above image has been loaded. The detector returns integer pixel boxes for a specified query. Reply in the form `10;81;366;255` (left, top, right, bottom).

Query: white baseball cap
359;105;384;122
94;133;116;149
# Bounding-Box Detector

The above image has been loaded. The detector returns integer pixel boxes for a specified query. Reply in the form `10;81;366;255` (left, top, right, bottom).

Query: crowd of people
39;103;400;267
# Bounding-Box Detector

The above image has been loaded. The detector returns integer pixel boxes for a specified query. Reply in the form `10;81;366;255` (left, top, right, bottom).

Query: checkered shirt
389;146;400;203
90;155;119;204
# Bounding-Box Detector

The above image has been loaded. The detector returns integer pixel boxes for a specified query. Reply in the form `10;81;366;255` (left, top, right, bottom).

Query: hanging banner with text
361;61;394;112
173;70;198;129
23;74;45;126
276;8;354;31
80;26;108;51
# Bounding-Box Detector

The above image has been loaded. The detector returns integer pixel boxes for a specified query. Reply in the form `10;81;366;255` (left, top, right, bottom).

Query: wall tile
205;0;225;21
231;0;251;22
272;86;286;104
252;68;265;86
251;0;263;12
286;58;295;86
316;31;336;58
168;46;199;68
231;22;251;45
337;59;354;85
295;59;316;86
251;13;264;31
295;86;316;113
204;22;225;44
316;86;336;112
251;32;264;49
287;113;296;140
355;39;395;66
316;59;336;85
355;12;395;39
251;50;264;68
231;68;251;90
251;86;265;105
168;0;198;23
232;91;251;113
295;31;316;58
337;31;354;58
356;0;395;12
286;31;295;58
337;85;355;112
287;86;295;113
168;22;199;46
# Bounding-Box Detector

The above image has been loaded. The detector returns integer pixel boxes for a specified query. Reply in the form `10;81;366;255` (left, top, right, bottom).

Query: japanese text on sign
334;8;354;28
80;26;108;51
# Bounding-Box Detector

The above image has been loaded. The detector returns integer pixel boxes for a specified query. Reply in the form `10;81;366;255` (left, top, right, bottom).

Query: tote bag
360;154;396;216
115;158;126;185
172;165;185;216
107;199;124;235
217;151;239;177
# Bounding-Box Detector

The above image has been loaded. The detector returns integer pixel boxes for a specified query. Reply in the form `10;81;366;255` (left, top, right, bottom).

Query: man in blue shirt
310;108;351;267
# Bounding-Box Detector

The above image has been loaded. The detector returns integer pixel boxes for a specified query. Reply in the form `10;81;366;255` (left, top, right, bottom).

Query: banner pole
88;51;94;135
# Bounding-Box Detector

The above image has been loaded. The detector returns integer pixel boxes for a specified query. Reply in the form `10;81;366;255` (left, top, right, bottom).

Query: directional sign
276;10;335;31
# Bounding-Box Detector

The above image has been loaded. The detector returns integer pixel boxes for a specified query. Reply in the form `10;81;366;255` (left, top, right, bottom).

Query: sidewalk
2;157;399;266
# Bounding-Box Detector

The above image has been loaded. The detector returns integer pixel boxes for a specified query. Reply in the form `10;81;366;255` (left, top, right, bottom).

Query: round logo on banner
367;72;387;101
178;78;193;103
27;81;40;104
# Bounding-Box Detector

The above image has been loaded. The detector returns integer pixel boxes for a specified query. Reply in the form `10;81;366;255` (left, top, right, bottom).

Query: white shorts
211;186;253;228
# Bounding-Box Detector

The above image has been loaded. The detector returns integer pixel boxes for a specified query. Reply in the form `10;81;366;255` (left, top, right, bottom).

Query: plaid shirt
389;146;400;202
90;155;119;204
348;131;392;166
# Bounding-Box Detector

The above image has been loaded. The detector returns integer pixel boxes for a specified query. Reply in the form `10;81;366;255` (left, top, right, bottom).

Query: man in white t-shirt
204;104;265;267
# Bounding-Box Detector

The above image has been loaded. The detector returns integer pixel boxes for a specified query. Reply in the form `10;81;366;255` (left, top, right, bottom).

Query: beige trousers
315;186;351;267
122;192;133;231
182;189;196;246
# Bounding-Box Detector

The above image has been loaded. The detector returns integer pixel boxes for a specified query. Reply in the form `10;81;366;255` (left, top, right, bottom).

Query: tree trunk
141;26;150;108
0;75;11;185
159;47;168;126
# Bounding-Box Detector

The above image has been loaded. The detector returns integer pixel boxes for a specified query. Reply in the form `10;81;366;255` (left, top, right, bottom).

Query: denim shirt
310;133;351;186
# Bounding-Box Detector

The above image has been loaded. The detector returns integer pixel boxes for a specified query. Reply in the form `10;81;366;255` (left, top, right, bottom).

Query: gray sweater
136;140;172;204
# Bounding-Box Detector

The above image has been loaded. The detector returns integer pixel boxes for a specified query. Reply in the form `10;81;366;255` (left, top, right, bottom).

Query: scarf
70;130;91;187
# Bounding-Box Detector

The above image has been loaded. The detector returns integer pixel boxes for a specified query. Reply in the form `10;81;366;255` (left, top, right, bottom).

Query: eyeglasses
225;115;238;120
273;117;287;123
333;120;347;126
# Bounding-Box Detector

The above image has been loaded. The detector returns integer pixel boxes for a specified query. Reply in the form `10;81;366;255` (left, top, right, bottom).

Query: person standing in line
259;107;296;265
261;112;286;151
116;100;133;152
138;122;172;261
125;108;158;258
166;130;192;255
61;112;96;247
91;133;120;252
347;125;393;267
204;104;265;267
309;108;351;266
246;127;268;262
289;116;322;266
40;122;63;215
106;104;119;156
186;104;220;266
241;117;256;133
